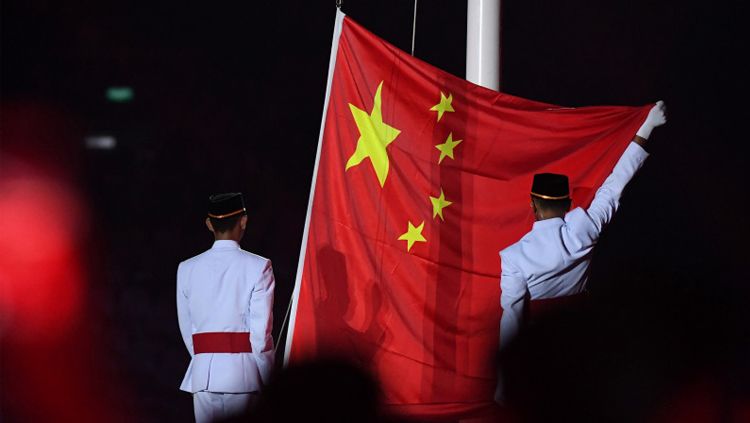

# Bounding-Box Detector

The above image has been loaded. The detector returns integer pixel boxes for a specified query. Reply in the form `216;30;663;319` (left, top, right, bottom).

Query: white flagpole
281;9;346;366
466;0;500;90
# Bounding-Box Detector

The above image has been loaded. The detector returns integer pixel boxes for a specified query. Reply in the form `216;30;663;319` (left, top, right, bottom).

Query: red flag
285;10;651;419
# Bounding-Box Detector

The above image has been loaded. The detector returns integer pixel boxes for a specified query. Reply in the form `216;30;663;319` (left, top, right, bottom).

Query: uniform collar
211;240;240;250
532;217;565;231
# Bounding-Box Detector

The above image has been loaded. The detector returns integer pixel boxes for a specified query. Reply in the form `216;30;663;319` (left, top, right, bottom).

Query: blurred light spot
85;134;117;150
0;176;84;341
1;103;134;421
106;86;134;103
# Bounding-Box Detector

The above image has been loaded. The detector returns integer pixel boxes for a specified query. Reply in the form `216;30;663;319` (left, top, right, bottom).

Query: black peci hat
530;173;570;200
208;193;246;219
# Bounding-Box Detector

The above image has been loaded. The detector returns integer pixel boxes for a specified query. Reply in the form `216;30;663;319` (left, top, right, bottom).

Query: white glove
636;100;667;139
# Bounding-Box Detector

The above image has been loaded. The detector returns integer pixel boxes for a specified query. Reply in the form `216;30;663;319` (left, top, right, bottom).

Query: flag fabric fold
285;9;651;419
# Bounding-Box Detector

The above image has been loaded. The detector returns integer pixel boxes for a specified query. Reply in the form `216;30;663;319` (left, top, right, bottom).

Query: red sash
192;332;252;354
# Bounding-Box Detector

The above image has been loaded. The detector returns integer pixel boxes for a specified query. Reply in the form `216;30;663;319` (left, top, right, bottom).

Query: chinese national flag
285;10;651;420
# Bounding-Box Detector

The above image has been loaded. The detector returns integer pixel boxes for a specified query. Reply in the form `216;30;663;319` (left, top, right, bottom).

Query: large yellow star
345;81;401;187
435;132;462;164
398;220;427;252
429;91;455;122
430;189;453;221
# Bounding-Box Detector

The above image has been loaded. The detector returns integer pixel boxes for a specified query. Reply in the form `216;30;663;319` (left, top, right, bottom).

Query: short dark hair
532;196;571;215
209;213;245;233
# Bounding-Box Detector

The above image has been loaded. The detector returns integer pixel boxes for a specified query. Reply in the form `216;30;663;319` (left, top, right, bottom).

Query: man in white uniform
499;101;668;350
177;193;275;422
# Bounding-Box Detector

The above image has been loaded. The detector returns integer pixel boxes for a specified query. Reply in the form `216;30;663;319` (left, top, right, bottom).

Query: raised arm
578;102;667;237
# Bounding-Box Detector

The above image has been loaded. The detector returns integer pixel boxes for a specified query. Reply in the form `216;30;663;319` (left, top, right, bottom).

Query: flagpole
411;0;418;56
281;8;346;366
466;0;500;90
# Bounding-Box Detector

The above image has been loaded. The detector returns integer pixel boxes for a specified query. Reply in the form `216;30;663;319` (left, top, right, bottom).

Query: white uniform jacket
499;142;649;348
177;240;275;393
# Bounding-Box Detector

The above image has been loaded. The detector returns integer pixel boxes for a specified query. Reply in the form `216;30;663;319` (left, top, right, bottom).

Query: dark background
1;0;747;421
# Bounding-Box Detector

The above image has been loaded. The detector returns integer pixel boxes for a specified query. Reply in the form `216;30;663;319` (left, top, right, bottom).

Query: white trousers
193;391;258;423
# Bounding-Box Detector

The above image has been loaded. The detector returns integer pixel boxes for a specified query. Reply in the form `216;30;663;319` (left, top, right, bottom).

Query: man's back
500;208;599;300
181;242;268;331
177;240;275;394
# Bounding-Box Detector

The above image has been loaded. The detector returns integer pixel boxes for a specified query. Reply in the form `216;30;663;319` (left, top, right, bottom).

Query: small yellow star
345;81;402;187
435;133;462;164
430;91;455;122
430;189;453;221
398;220;427;252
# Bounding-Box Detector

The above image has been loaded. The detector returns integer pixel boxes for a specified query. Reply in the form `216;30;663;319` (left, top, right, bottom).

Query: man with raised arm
499;101;667;350
177;193;275;422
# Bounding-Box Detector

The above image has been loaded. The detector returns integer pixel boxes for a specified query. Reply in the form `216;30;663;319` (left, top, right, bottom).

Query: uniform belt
193;332;252;354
